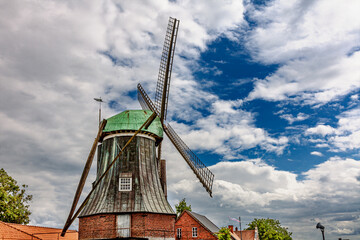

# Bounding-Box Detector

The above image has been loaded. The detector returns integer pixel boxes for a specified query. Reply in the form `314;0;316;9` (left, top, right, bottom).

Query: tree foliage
247;218;292;240
217;227;232;240
0;168;32;224
175;198;192;216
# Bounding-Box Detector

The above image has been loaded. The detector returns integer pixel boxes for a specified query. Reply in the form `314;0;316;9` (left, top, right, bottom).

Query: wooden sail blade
62;119;107;235
155;17;179;122
138;83;160;115
163;124;214;197
137;83;151;112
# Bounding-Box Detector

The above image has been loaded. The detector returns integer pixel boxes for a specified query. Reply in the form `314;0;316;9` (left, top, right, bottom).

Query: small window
192;227;198;237
119;177;132;191
177;228;182;238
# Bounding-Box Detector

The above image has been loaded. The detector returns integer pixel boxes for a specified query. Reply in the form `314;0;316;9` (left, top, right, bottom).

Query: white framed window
177;228;182;238
119;177;132;191
192;227;198;237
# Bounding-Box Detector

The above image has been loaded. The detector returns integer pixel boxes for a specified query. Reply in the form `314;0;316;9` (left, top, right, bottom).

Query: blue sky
0;0;359;239
192;36;355;174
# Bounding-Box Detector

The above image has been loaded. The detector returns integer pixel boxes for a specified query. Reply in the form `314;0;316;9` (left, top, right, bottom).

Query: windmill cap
103;110;163;138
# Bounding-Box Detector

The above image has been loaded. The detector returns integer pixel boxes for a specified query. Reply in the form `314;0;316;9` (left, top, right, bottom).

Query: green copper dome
103;110;163;138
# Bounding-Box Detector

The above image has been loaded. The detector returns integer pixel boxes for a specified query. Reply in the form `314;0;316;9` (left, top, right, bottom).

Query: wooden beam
61;119;106;236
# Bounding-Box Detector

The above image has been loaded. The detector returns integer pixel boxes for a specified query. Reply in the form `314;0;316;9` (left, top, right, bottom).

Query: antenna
94;97;103;125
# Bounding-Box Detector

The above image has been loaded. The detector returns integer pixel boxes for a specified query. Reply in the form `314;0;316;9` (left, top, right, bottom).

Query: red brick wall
132;213;176;239
79;213;176;240
175;212;217;240
79;214;116;240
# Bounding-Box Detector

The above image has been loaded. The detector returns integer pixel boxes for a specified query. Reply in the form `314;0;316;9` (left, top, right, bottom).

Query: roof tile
1;221;78;240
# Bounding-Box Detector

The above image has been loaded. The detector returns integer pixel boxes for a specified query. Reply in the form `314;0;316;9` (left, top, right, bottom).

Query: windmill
61;17;214;240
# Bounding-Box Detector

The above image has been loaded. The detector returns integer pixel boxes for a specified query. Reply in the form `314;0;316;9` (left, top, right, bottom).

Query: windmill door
116;214;131;237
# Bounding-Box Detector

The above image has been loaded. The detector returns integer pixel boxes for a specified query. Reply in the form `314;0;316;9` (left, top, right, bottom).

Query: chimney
228;225;234;232
235;227;238;231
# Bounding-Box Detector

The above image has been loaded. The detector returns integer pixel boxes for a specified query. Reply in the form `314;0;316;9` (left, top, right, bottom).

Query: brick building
79;212;176;240
0;220;78;240
228;225;258;240
175;210;219;240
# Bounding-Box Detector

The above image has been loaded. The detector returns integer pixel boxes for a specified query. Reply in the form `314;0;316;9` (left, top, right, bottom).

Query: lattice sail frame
154;17;179;121
138;84;214;196
164;124;214;196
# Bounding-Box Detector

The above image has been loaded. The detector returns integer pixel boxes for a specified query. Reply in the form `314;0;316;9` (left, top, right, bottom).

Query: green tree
217;227;231;240
247;218;292;240
0;168;32;224
175;198;191;216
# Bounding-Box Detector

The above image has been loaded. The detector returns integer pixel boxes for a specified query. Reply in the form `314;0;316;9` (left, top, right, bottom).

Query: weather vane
93;97;103;125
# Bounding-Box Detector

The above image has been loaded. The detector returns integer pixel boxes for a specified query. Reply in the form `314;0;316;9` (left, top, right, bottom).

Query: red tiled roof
233;230;255;240
0;221;78;240
0;221;41;240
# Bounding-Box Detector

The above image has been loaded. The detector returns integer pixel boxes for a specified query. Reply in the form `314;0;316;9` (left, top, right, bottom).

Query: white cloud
170;99;288;159
348;94;360;108
245;0;360;105
311;151;323;157
315;143;330;148
306;124;337;136
280;112;309;124
213;99;243;114
1;1;358;240
306;107;360;152
350;94;359;101
167;156;360;239
0;0;247;231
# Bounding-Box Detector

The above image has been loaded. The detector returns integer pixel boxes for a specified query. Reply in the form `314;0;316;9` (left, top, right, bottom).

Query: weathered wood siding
80;135;174;217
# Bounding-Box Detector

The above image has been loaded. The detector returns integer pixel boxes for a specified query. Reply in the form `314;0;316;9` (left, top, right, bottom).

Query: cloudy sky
1;0;360;239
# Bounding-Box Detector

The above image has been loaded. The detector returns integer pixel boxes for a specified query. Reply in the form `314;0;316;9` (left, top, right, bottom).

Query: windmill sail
138;83;214;196
163;124;214;196
138;83;158;114
155;17;179;121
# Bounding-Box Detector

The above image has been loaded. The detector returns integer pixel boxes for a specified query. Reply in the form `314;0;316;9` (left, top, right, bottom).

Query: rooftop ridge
6;222;77;231
7;223;77;232
184;210;219;235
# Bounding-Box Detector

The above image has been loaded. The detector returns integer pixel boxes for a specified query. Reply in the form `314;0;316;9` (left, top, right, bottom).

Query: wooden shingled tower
62;17;214;240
